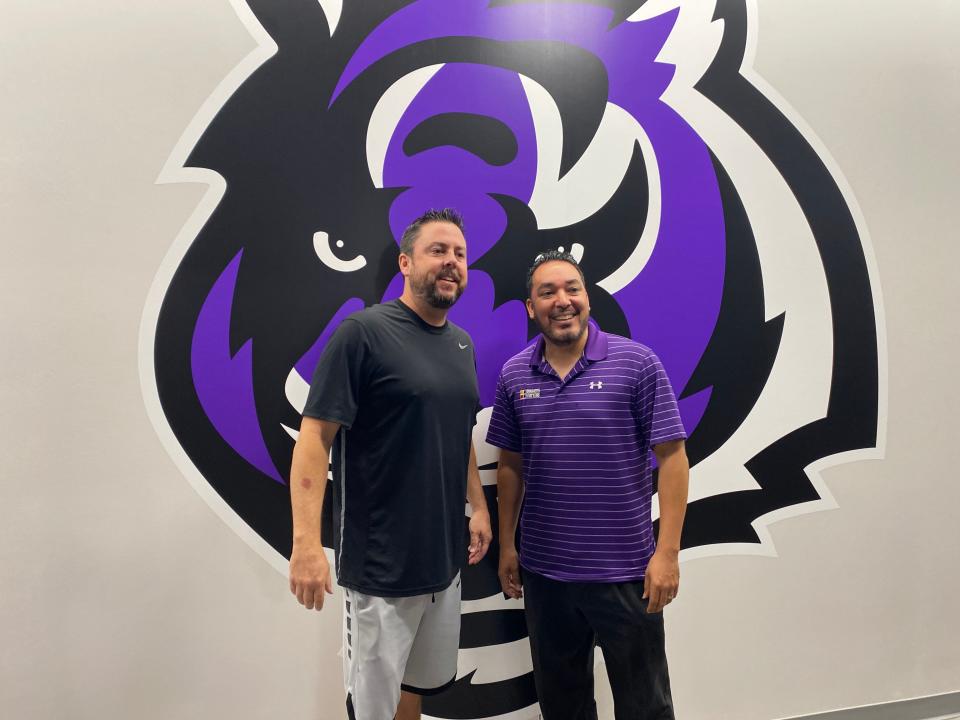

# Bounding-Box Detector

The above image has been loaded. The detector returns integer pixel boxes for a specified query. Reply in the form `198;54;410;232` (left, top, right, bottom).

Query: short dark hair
525;249;586;296
399;208;465;256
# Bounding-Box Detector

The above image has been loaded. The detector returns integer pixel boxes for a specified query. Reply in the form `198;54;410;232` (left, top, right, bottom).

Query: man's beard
412;270;464;309
535;311;589;346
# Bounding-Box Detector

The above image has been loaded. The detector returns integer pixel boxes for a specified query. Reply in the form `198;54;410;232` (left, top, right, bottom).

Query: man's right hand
498;545;523;599
289;543;334;610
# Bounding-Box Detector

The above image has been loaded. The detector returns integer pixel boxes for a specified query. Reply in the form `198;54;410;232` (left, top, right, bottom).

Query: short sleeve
302;318;367;428
634;352;687;448
485;372;521;452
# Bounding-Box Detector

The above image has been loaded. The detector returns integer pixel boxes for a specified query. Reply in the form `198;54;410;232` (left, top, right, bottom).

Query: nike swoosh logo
459;342;468;350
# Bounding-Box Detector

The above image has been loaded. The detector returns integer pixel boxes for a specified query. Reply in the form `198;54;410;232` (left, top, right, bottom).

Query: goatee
426;286;459;308
536;314;589;345
412;273;464;309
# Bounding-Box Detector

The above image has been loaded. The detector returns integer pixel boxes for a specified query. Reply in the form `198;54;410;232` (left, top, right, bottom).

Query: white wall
2;2;958;719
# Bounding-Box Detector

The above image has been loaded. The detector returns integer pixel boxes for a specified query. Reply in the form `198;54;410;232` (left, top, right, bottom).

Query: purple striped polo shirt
486;320;686;583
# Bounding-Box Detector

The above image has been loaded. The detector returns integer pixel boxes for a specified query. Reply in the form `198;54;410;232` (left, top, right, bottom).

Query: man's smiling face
526;259;591;346
402;221;468;309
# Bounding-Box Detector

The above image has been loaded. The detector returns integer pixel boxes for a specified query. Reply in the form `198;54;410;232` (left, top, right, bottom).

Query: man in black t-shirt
289;209;492;720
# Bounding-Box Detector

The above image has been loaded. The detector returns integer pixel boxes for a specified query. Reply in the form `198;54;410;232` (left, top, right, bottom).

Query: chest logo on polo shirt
518;388;540;400
588;381;603;390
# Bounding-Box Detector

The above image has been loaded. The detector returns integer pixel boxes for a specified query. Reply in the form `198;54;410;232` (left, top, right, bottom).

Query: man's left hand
643;548;680;613
468;507;493;565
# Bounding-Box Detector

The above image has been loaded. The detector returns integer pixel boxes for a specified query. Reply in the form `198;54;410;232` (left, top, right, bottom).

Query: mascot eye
313;230;367;272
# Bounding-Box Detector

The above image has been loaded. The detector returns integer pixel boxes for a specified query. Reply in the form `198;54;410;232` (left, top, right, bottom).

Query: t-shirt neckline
393;298;449;334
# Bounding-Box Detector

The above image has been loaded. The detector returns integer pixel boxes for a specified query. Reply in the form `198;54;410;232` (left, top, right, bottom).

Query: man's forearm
466;443;489;514
290;424;333;545
496;451;524;551
289;418;339;611
655;444;689;552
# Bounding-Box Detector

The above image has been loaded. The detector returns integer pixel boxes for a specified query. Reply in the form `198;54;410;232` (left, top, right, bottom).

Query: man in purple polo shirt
486;250;689;720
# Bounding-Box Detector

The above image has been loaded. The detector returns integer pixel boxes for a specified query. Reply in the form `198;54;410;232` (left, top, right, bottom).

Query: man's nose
445;251;466;268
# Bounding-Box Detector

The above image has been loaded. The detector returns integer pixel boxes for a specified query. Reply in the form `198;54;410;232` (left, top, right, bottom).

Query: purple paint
193;257;369;483
383;63;537;258
341;3;588;102
191;252;283;483
612;98;725;435
331;2;674;105
294;297;367;381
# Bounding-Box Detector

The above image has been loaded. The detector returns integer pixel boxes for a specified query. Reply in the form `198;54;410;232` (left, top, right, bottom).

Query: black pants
523;570;675;720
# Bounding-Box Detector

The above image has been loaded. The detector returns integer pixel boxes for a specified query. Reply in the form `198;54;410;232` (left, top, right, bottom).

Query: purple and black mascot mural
145;1;882;717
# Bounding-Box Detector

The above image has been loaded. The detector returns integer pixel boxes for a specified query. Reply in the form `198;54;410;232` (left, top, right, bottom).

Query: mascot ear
315;0;344;36
245;0;337;46
627;0;726;90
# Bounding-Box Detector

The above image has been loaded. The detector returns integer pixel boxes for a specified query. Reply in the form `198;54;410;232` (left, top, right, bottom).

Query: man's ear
398;252;411;277
526;298;535;320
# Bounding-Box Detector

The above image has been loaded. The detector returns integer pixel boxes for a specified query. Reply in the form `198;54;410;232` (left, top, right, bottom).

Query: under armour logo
589;381;603;390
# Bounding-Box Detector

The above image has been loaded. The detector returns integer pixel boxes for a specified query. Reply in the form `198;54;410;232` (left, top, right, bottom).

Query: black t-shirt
303;299;480;597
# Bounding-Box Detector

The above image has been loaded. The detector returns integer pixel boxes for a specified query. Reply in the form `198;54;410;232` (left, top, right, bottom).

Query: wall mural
141;1;884;717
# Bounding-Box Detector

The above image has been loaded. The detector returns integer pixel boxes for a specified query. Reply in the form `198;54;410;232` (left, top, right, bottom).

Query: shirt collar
528;318;608;367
